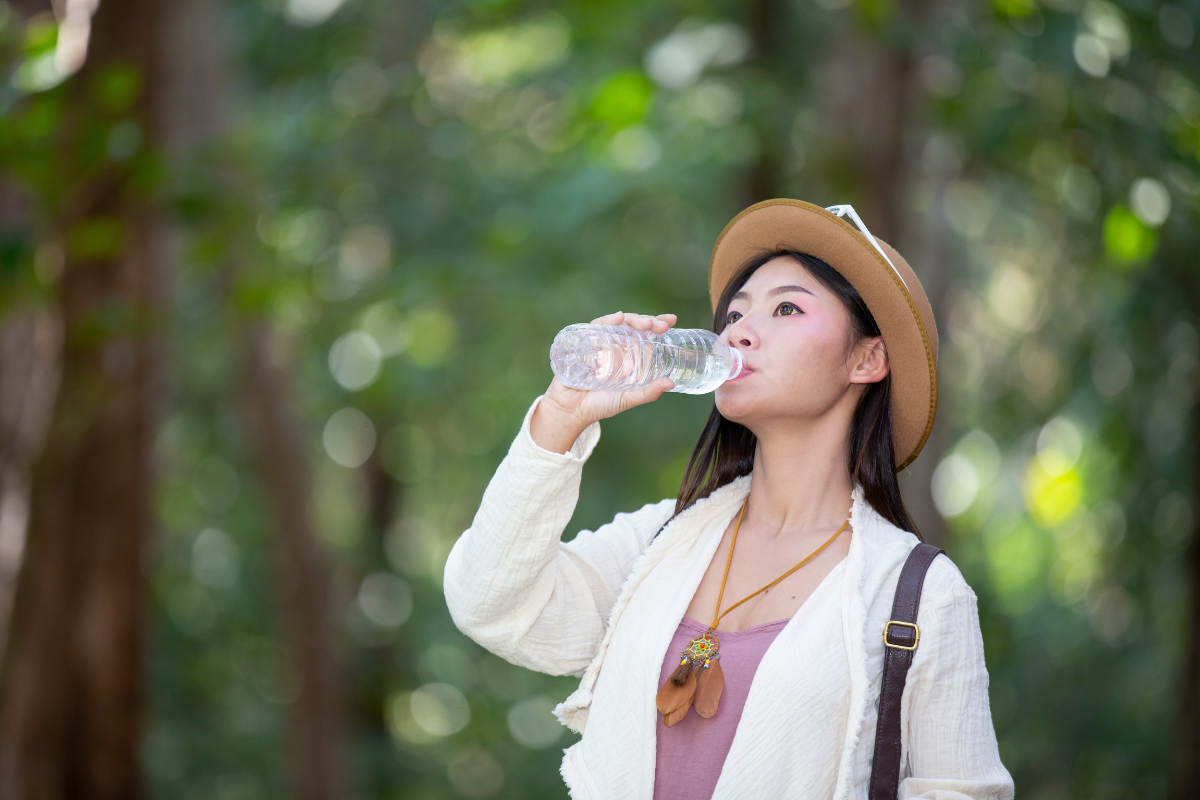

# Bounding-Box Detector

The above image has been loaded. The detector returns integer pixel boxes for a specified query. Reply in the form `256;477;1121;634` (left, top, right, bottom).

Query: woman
444;200;1013;799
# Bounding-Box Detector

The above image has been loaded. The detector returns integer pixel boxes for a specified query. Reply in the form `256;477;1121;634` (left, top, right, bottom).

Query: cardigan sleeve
443;395;676;678
898;565;1015;800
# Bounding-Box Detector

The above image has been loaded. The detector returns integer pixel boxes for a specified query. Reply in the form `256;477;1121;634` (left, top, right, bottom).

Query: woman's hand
530;311;678;454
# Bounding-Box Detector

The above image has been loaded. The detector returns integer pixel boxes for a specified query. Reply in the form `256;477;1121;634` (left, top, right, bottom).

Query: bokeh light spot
610;126;661;172
358;572;413;629
932;454;979;518
331;60;389;116
285;0;346;26
1025;455;1083;527
405;309;458;368
1103;205;1157;263
192;528;241;592
592;71;653;127
1037;417;1083;469
337;223;391;282
644;21;749;89
452;14;571;86
1073;34;1110;77
507;695;564;748
329;331;382;390
447;747;505;799
410;683;470;737
984;521;1047;614
988;266;1040;331
1129;177;1171;227
692;79;743;126
942;180;993;238
323;408;376;467
361;302;413;357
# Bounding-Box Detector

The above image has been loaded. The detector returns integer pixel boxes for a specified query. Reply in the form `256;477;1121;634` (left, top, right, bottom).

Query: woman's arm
444;394;675;676
899;566;1015;800
444;310;680;676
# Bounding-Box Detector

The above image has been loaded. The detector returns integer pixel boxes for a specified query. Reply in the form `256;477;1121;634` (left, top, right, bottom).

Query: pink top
653;615;789;800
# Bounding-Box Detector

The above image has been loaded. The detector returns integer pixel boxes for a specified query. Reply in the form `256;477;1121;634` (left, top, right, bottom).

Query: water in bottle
549;324;744;395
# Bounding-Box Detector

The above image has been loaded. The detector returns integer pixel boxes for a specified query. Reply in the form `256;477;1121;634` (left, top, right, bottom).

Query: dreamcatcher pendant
655;633;725;726
655;498;847;729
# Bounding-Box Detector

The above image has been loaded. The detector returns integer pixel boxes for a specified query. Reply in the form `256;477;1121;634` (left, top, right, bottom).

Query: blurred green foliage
2;0;1200;797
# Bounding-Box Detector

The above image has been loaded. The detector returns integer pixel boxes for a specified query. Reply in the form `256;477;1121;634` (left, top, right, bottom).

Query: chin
714;388;757;425
718;381;828;430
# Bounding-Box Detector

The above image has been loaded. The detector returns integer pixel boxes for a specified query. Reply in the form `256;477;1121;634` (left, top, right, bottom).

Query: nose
724;317;757;350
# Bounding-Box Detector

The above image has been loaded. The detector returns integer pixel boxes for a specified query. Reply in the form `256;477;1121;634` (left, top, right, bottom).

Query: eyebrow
730;284;816;302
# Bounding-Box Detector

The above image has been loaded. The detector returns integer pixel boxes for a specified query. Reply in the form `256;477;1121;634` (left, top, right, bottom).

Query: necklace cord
707;498;851;634
708;499;746;631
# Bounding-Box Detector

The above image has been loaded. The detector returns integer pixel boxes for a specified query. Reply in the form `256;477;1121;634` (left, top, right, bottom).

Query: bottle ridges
549;324;740;395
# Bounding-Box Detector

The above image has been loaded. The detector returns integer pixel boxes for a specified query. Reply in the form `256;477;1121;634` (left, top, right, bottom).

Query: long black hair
671;249;920;536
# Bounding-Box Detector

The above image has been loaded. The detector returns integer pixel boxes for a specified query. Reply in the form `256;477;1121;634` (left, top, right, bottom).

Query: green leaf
22;17;57;54
91;65;142;113
1102;205;1157;265
591;72;653;128
994;0;1035;18
67;217;124;260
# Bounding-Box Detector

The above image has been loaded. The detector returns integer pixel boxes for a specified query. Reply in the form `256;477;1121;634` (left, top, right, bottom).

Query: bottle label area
549;324;740;395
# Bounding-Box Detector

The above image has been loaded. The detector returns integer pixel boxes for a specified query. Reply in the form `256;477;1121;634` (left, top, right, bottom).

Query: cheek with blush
762;324;854;413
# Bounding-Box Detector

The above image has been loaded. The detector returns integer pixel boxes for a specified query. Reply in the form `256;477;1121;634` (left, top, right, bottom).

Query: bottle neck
726;348;744;381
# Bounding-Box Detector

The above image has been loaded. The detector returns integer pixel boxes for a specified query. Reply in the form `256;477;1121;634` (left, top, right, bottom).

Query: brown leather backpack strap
868;542;945;800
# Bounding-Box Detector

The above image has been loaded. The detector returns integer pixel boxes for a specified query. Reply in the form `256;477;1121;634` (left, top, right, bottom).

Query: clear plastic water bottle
549;324;744;395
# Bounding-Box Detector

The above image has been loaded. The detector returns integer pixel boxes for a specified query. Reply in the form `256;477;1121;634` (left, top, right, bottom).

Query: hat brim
708;199;938;470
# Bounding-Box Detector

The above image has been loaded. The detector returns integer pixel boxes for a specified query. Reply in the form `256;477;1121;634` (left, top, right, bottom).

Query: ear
848;336;889;385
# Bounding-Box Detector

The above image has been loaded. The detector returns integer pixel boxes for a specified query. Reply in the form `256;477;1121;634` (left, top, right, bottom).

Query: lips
728;366;752;381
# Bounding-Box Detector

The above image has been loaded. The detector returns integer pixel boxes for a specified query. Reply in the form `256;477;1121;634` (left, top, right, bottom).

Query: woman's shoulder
921;550;976;611
860;506;976;611
628;496;677;521
565;496;676;555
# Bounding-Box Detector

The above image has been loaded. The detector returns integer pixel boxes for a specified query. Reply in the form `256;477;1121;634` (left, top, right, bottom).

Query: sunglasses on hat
824;204;908;291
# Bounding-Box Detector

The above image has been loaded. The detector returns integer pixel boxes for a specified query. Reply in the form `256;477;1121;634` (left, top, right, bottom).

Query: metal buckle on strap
883;620;920;651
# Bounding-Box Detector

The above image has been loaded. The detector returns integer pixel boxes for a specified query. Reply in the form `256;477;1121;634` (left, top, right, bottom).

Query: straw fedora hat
708;199;939;471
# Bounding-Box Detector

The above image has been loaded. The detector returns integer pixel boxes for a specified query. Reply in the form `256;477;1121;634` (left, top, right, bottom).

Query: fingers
651;314;676;334
591;311;626;325
620;313;660;331
623;377;675;408
588;311;677;332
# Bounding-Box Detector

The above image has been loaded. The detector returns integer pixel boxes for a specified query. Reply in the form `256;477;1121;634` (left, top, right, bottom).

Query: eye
725;310;743;325
775;302;802;316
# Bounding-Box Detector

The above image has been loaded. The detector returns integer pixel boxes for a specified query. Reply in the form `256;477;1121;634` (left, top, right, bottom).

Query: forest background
0;0;1198;797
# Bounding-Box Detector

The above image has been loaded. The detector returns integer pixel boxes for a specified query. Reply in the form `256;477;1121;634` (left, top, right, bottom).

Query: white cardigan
444;397;1014;800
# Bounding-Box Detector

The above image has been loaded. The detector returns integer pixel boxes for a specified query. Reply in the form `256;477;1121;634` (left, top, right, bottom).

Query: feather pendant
656;666;697;719
693;659;724;719
668;658;693;686
663;699;692;727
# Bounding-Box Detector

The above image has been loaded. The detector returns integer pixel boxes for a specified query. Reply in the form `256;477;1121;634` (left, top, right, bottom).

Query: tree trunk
1171;364;1200;798
0;308;60;664
0;0;164;795
241;322;342;800
816;18;912;242
896;160;955;545
154;0;345;793
742;0;784;205
0;171;63;665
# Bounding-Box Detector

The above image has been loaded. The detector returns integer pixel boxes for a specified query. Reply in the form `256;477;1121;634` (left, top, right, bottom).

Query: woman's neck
744;415;856;540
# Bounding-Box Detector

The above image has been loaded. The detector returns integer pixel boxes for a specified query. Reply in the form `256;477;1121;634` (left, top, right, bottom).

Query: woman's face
714;257;886;430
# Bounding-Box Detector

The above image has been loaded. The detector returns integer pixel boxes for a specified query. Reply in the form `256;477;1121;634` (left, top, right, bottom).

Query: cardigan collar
554;474;883;734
